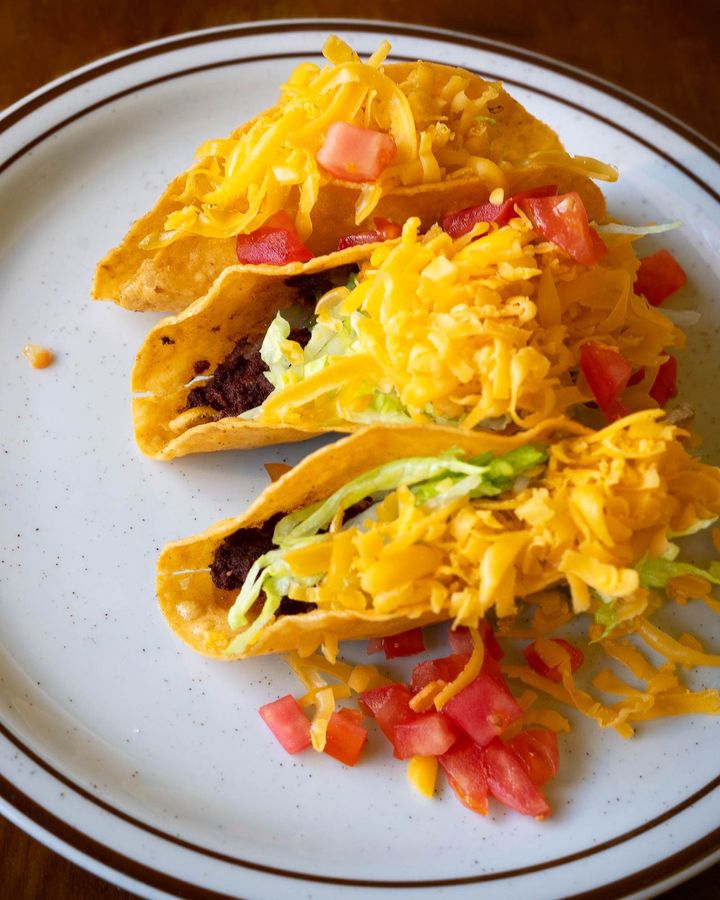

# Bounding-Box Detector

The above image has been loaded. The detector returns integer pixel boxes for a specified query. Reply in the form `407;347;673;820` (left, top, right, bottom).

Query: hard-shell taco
132;205;683;459
93;37;612;313
157;411;720;664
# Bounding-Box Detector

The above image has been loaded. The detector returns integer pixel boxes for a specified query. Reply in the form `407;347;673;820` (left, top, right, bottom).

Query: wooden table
1;1;718;897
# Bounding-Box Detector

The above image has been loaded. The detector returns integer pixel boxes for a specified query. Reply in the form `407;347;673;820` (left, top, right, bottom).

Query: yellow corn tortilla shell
157;416;589;660
131;244;376;458
93;60;605;313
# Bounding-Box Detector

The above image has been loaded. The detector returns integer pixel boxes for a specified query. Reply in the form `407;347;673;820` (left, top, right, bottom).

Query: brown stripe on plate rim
1;48;719;209
1;18;720;897
3;716;720;893
1;19;718;163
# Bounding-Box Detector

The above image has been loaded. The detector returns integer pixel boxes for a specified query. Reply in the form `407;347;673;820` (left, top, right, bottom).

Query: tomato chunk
635;249;687;306
449;622;504;660
383;628;426;659
483;738;551;818
508;729;560;786
392;712;457;759
323;710;368;766
367;628;426;659
523;638;584;683
236;211;314;265
317;122;397;183
338;217;401;249
441;185;558;238
258;695;311;754
442;673;523;747
579;341;632;421
649;355;678;407
360;683;415;743
410;654;468;693
521;192;606;265
366;637;384;655
439;740;489;814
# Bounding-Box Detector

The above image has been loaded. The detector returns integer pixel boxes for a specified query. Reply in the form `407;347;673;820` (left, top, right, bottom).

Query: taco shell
93;54;607;313
157;417;585;660
131;244;375;458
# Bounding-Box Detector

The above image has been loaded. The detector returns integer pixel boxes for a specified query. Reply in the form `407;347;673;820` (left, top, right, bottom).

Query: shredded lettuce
596;221;682;236
636;545;720;590
412;445;547;504
227;548;287;630
274;445;548;545
592;593;618;642
224;444;550;650
260;313;292;388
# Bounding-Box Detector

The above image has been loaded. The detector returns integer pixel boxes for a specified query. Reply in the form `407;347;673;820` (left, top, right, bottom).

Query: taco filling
184;265;358;421
157;411;720;667
94;37;612;312
134;194;688;459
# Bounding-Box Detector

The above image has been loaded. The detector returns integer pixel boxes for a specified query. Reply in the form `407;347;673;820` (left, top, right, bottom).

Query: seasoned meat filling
210;516;280;592
186;264;359;419
187;329;310;418
210;516;317;617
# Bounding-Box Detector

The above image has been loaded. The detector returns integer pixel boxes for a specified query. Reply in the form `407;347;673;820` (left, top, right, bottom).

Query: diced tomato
323;710;368;766
258;695;311;754
448;622;504;660
627;367;646;387
392;712;457;759
579;341;632;421
410;654;468;693
524;638;584;683
236;211;314;265
367;628;426;659
367;637;384;655
521;192;607;265
360;683;415;743
508;729;560;786
442;673;523;747
635;249;687;306
441;185;558;238
649;355;678;407
448;625;473;656
338;217;402;249
383;628;426;659
336;707;364;727
439;740;489;814
483;738;551;818
317;122;397;183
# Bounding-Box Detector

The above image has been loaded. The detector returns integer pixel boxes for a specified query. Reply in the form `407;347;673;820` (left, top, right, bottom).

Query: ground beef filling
187;264;358;419
210;516;317;618
186;329;310;419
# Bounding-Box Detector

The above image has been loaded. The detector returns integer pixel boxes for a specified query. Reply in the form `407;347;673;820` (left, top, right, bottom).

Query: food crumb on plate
22;343;54;369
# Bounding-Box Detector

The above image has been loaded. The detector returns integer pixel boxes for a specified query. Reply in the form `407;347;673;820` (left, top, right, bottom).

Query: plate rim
2;17;720;900
2;18;719;161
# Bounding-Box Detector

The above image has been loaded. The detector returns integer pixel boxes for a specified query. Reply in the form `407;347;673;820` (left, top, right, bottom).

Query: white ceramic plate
1;20;719;900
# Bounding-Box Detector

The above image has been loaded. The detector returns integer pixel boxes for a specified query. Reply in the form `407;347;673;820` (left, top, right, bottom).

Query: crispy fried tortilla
131;245;375;458
158;412;720;664
93;44;609;313
157;417;584;659
132;205;680;460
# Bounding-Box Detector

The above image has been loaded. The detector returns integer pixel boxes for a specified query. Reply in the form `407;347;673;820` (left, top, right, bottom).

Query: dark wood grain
1;1;719;897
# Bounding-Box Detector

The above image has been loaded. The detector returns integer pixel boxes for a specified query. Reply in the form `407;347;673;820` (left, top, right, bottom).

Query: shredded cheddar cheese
274;413;720;638
257;218;681;431
140;37;607;249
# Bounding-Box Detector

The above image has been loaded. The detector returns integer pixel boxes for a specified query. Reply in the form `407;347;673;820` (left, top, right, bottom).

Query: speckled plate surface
1;20;720;900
